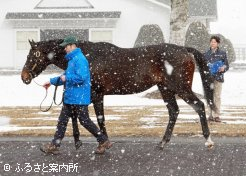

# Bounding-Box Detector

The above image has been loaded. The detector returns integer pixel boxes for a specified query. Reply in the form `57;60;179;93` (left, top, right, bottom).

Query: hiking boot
214;117;221;122
40;143;60;155
208;116;214;122
75;140;83;150
95;140;113;154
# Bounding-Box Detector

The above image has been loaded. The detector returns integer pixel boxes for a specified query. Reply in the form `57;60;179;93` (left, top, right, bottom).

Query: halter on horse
21;39;215;149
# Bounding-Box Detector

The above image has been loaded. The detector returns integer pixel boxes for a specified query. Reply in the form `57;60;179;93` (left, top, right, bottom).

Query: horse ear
58;39;63;45
29;39;36;49
29;39;33;48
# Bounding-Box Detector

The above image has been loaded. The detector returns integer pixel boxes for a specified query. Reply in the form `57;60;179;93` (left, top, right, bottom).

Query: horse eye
47;52;55;60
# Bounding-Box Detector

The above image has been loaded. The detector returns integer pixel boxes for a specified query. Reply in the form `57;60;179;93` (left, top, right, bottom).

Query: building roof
5;11;121;20
155;0;171;6
5;11;121;29
35;0;93;9
188;0;217;20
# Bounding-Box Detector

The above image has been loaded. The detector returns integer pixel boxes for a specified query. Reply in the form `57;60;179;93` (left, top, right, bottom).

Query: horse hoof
75;140;83;150
205;135;214;150
157;141;168;150
206;143;214;150
205;141;214;150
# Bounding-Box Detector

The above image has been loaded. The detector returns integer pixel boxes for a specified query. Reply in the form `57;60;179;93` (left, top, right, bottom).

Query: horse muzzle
21;70;33;84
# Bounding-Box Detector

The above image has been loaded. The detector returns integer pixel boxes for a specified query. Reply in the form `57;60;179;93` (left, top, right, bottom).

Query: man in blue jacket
204;36;229;122
40;36;112;154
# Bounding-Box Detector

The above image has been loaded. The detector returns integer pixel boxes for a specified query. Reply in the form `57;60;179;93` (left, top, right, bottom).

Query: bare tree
169;0;189;45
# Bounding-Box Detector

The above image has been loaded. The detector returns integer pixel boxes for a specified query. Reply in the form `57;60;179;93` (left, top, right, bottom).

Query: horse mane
78;40;120;50
34;39;121;52
32;39;62;54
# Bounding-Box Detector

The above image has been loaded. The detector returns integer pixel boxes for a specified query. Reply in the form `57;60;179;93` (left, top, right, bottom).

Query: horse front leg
159;97;179;149
93;96;108;138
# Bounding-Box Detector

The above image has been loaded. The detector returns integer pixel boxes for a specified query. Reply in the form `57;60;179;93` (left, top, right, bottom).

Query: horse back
83;42;194;94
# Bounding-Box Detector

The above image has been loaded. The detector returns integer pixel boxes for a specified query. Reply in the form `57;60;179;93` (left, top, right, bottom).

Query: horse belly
104;75;156;95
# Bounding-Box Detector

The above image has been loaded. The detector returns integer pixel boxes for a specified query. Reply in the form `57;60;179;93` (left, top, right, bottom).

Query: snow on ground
0;126;55;132
0;116;55;132
0;69;245;131
191;70;246;106
0;70;245;131
0;71;245;106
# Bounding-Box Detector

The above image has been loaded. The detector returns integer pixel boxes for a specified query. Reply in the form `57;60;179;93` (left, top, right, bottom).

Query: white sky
210;0;246;46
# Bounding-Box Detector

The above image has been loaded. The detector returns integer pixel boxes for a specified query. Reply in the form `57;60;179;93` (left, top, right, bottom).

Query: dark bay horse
21;39;215;148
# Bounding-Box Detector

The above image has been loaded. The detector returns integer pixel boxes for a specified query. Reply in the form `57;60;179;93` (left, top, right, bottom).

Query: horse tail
185;47;216;111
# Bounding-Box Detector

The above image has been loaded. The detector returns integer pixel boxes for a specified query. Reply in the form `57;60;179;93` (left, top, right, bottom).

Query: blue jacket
50;48;91;105
204;48;229;82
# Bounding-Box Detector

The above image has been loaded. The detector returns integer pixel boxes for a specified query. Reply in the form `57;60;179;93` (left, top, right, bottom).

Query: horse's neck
54;61;67;70
53;51;67;70
79;42;91;55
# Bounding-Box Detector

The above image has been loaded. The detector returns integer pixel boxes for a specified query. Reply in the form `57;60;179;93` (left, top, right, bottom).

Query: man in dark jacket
40;36;112;154
204;36;229;122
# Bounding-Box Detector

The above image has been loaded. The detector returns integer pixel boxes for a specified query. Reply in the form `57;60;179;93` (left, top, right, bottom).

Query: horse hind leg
157;86;179;149
178;91;214;149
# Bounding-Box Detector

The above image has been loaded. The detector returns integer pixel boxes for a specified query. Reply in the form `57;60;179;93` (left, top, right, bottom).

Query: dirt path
0;105;246;137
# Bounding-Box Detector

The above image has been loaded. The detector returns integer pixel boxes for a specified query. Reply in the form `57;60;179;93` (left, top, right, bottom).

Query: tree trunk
169;0;189;46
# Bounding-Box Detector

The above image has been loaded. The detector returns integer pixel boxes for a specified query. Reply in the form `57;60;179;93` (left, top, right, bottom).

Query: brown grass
0;106;246;137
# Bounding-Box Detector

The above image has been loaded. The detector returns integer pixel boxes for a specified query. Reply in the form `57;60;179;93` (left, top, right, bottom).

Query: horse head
21;39;65;84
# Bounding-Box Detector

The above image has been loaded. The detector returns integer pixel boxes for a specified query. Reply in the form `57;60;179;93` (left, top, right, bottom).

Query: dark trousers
52;104;107;147
71;116;80;142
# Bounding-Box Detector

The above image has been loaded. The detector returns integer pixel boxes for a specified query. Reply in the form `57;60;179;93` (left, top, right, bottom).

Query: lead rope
33;79;63;112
